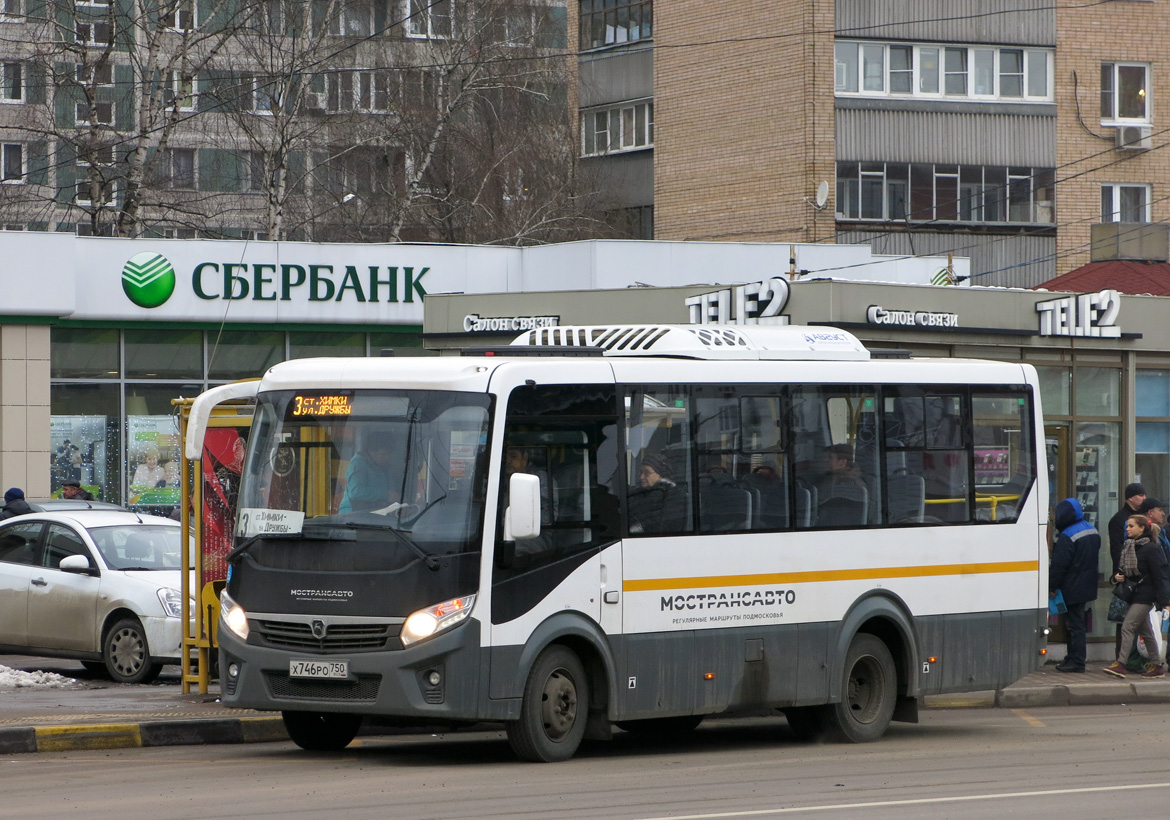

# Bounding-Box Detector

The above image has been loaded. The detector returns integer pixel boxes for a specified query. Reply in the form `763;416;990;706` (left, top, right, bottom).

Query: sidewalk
2;656;1169;755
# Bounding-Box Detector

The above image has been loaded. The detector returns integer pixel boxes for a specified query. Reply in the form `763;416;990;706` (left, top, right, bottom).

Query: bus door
487;371;622;693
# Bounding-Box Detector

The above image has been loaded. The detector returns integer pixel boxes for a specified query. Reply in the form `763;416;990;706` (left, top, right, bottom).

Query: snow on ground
0;665;78;688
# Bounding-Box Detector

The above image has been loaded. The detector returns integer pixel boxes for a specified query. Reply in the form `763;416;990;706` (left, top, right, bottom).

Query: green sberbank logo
122;251;176;308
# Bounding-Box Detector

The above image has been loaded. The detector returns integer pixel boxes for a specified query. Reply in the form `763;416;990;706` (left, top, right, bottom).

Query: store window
51;328;118;378
207;329;283;381
1074;367;1121;417
1035;365;1071;415
1136;370;1170;511
126;383;198;513
289;330;365;359
125;328;203;379
50;383;119;501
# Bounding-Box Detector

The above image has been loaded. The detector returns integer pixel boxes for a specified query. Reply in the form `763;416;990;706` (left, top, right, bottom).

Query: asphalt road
4;704;1169;820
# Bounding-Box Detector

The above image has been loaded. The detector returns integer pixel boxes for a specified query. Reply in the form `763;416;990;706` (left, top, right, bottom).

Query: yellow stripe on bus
622;560;1038;592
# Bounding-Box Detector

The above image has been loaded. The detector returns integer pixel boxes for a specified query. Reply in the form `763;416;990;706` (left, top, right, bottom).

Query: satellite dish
815;181;829;209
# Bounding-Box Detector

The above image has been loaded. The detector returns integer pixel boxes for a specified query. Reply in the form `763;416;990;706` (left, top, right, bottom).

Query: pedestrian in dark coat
1050;497;1101;673
0;487;32;520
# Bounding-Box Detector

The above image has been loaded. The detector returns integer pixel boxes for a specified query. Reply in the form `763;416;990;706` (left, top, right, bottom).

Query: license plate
289;659;349;679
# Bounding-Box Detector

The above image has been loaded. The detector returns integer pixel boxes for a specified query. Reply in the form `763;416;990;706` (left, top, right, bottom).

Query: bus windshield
238;389;493;554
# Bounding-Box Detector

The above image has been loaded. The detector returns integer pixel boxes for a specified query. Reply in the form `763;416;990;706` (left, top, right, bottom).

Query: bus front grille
254;619;398;652
264;672;382;701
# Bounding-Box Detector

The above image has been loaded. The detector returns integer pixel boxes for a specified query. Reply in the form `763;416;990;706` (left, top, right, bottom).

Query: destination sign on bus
291;394;353;417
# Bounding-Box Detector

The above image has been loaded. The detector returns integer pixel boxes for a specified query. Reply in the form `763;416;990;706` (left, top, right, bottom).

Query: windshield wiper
343;521;441;571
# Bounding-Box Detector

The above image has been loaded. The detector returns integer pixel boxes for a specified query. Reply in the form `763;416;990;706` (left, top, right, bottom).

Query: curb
0;716;287;755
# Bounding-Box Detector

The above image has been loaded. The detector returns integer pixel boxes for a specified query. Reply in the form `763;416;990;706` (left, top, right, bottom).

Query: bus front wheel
506;645;589;762
282;711;362;751
825;633;896;743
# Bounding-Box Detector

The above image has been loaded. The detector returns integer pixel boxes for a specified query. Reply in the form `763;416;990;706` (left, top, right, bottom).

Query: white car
0;511;188;683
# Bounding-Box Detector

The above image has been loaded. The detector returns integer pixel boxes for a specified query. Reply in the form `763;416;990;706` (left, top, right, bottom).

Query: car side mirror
505;473;541;541
59;554;97;576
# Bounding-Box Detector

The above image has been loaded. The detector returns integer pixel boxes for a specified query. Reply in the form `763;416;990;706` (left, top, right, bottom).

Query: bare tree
8;0;249;236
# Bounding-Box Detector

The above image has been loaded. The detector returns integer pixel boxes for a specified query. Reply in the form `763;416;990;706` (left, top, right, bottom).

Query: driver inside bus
338;435;397;514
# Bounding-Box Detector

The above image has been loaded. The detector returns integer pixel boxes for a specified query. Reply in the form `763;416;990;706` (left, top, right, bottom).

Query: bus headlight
401;594;476;647
220;590;250;641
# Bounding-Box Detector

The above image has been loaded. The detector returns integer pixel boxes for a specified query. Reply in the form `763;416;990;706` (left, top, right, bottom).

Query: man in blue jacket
1050;497;1101;673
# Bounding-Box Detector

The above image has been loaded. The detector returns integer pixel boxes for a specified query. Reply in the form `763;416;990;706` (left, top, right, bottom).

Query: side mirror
59;554;97;575
505;473;541;541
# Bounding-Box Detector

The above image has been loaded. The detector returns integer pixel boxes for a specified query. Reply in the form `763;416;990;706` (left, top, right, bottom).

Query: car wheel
506;645;588;762
103;617;163;684
282;711;362;751
824;633;896;743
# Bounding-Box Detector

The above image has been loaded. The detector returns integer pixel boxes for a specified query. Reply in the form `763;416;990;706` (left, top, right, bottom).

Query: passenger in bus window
505;447;554;527
628;453;687;534
816;443;869;525
337;436;396;514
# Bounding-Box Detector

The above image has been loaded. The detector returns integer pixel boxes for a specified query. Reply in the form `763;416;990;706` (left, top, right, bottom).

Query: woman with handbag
1104;515;1170;678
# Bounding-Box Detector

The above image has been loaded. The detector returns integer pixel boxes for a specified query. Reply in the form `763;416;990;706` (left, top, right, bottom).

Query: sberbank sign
191;262;428;303
121;251;429;309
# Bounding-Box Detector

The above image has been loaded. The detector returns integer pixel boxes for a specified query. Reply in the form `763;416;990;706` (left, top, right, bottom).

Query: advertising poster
50;415;108;497
128;414;182;508
201;426;249;586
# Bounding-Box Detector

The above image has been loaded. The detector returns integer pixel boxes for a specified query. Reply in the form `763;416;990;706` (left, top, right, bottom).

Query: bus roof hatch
511;324;871;361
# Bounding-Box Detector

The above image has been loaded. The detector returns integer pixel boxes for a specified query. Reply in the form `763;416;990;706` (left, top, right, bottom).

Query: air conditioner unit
1116;125;1152;150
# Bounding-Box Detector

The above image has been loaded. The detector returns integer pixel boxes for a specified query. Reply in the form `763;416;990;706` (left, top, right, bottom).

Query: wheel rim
539;666;578;742
845;654;886;725
109;627;145;677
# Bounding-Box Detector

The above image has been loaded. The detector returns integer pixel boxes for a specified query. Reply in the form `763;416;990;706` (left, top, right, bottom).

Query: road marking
630;782;1170;819
1011;708;1046;727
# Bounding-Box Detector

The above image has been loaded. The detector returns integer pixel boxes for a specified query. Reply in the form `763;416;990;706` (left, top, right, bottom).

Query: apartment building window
165;0;195;30
244;151;266;191
330;0;387;36
76;62;114;87
164;70;194;111
1;143;23;183
76;102;114;126
579;0;650;50
75;177;117;207
580;99;653;156
837;162;1055;225
1101;183;1150;222
0;62;21;102
405;0;453;39
164;148;195;189
323;148;397;197
835;41;1052;102
76;21;113;47
327;70;391;112
1101;62;1149;122
0;0;22;19
161;227;198;238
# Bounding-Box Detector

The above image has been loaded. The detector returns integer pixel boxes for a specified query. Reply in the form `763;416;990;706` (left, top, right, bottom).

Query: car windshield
238;389;492;554
89;525;182;570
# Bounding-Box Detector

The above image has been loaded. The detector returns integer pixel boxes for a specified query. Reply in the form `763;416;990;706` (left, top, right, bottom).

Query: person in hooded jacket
1049;497;1101;673
1103;513;1170;679
0;487;32;520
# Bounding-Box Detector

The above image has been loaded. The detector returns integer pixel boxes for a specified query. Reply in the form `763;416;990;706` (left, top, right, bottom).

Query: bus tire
615;715;703;735
506;645;588;762
282;711;362;751
825;633;896;743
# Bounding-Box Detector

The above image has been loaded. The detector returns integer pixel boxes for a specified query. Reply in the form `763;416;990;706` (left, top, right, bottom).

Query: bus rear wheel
282;711;362;751
825;633;896;743
506;645;588;762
